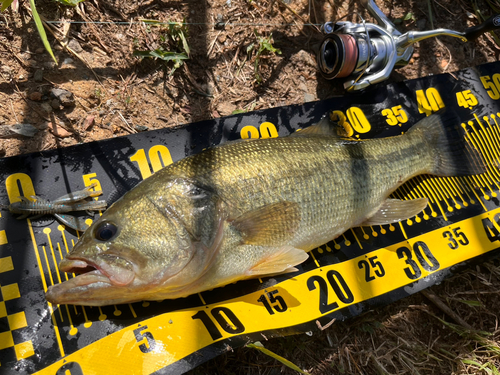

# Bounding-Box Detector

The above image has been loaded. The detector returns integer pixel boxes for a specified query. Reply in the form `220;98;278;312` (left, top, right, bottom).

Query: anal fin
246;246;308;277
361;198;428;226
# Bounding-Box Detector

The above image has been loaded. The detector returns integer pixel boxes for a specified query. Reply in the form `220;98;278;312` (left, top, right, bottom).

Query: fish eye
94;222;118;242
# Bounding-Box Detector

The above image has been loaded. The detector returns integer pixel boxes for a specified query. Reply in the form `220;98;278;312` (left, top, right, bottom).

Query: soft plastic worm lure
3;183;107;231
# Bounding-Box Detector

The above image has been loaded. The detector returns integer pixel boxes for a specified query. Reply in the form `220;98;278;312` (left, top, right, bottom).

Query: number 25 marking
358;255;385;282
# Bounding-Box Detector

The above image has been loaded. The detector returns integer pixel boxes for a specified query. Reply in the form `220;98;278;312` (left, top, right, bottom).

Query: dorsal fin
290;117;341;138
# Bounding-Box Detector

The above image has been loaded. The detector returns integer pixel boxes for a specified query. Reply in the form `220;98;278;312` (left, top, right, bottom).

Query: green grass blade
53;0;84;5
247;342;309;374
1;0;14;12
28;0;57;63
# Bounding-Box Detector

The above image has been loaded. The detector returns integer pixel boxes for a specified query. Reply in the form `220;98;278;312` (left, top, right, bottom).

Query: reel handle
464;14;500;40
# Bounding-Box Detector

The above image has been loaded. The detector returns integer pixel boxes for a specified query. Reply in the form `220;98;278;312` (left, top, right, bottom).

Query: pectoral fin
291;116;341;138
361;198;429;226
246;246;308;276
232;201;300;246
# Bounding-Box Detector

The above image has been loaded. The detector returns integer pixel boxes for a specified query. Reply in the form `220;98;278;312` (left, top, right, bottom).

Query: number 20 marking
307;270;354;314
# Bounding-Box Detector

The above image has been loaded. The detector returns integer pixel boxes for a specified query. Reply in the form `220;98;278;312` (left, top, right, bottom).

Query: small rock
63;58;74;65
215;14;225;29
35;47;45;54
291;50;316;67
28;92;42;101
51;99;61;110
50;88;75;107
48;122;73;138
304;93;315;102
41;103;53;113
134;124;149;132
67;39;83;53
43;61;57;69
83;115;95;131
33;69;44;82
26;59;38;68
440;59;448;68
218;33;227;44
217;102;237;116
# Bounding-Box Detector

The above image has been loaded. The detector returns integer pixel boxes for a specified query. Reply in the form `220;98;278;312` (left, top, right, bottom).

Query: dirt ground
1;0;500;373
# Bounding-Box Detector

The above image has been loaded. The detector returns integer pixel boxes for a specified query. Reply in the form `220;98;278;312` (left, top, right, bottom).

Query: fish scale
162;134;431;251
45;112;486;305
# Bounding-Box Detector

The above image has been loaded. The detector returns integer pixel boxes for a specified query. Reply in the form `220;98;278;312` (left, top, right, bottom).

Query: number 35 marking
442;227;469;250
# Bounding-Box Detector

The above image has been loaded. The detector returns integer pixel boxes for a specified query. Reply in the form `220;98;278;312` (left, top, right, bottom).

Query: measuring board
1;62;500;374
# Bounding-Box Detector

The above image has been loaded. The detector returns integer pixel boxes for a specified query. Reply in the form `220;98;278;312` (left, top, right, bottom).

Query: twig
279;0;320;32
208;29;224;57
41;17;105;87
316;318;336;331
370;353;393;375
115;111;137;134
9;100;19;123
421;289;475;330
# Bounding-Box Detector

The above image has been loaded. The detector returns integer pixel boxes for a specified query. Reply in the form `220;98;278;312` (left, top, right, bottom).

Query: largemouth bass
46;111;485;306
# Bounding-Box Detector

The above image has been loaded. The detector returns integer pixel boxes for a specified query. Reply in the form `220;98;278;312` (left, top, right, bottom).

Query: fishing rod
317;0;500;91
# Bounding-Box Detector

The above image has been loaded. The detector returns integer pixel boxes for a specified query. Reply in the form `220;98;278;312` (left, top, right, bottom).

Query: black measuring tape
1;62;500;374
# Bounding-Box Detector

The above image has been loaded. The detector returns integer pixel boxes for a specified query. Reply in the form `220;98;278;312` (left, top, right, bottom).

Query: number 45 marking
456;90;478;109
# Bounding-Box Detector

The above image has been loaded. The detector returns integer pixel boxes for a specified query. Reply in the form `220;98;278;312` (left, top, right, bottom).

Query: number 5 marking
133;325;157;353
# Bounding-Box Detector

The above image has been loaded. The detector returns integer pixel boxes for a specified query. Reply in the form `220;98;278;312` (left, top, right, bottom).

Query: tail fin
407;111;486;176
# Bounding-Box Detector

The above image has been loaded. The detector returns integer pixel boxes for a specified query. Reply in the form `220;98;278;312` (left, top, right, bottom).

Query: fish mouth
59;258;99;275
46;257;135;306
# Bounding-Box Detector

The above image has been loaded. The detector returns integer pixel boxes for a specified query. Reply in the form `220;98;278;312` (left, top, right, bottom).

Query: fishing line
0;20;323;27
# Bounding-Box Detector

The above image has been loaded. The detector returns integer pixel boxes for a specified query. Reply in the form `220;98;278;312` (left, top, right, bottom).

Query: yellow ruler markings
350;229;363;249
427;178;453;213
33;207;500;375
446;177;467;207
436;177;460;210
418;176;449;220
452;176;472;204
398;222;408;239
56;244;69;281
309;251;320;268
27;220;65;358
465;128;500;194
462;176;486;210
486;114;500;153
473;114;500;177
341;233;351;246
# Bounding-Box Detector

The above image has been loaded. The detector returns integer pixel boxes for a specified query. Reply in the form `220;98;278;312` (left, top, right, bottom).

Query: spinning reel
317;0;500;91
